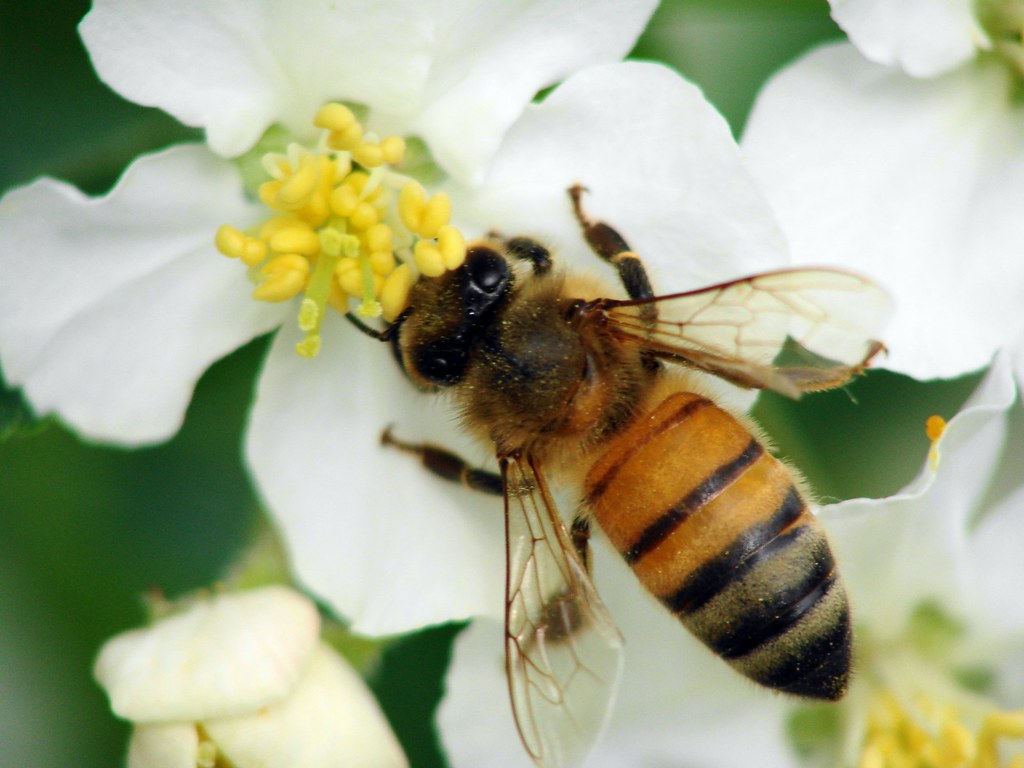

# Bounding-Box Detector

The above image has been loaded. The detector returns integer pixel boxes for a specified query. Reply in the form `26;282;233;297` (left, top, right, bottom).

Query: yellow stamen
418;191;452;239
859;688;1024;768
253;255;310;302
216;101;468;357
268;225;321;257
294;229;357;357
275;151;320;208
381;263;414;321
352;142;385;168
357;252;382;317
438;224;467;270
369;250;396;276
398;182;426;232
329;184;359;218
215;225;268;267
336;257;363;297
380;135;406;165
926;415;947;442
313;102;357;133
927;414;947;471
414;240;446;278
349;200;379;231
364;222;394;254
978;711;1024;767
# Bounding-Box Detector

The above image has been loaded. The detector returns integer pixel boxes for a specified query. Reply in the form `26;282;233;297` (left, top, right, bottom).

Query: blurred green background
0;2;980;766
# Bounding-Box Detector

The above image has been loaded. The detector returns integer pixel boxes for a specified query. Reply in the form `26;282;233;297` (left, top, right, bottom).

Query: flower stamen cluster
859;690;1024;767
215;103;467;357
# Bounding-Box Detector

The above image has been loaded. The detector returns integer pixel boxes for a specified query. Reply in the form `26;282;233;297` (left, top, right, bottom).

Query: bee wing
502;454;624;768
588;268;890;398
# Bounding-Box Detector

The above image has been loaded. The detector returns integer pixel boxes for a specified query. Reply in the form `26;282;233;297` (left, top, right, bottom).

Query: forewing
592;268;890;397
503;454;623;768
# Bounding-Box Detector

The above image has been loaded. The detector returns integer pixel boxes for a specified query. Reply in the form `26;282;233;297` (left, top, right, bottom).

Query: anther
418;192;452;239
275;152;320;208
398;182;426;232
381;263;414;321
438;225;467;270
253;254;310;302
215;225;268;267
314;102;357;133
926;415;947;443
269;225;321;256
414;241;446;278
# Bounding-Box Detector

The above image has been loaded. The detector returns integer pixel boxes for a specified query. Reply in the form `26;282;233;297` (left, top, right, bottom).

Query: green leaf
0;368;46;442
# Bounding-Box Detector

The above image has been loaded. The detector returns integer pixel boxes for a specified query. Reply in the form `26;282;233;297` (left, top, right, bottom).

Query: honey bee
351;186;888;767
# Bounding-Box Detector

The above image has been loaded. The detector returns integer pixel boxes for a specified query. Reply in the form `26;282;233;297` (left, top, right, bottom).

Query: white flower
245;60;794;635
741;0;1024;380
0;1;798;637
0;0;657;444
438;354;1024;767
93;585;407;768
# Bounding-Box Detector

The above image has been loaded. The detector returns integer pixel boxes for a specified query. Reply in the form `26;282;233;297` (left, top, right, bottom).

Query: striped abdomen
584;391;850;700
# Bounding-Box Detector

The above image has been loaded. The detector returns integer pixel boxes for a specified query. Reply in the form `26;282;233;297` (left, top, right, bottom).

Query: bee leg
345;307;412;342
570;515;593;575
502;237;553;275
381;427;503;496
568;185;654;304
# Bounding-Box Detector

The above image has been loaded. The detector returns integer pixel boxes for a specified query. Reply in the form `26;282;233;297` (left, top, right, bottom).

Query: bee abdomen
585;392;851;700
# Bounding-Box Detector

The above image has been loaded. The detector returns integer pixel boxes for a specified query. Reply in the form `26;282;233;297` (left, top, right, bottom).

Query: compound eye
414;341;467;386
466;247;508;294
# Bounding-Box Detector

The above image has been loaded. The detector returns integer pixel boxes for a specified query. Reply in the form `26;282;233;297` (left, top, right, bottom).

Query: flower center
215;103;467;357
859;691;1024;768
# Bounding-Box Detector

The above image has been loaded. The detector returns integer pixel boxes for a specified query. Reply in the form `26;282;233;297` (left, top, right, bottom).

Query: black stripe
586;396;711;505
717;563;837;659
662;486;805;614
624;438;764;564
753;599;852;700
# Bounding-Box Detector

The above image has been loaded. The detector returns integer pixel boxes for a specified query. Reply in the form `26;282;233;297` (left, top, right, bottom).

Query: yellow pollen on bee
215;102;466;355
858;691;1024;768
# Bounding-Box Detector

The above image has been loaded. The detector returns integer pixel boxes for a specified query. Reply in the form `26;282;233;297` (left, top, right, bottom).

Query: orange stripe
589;395;752;556
633;452;797;598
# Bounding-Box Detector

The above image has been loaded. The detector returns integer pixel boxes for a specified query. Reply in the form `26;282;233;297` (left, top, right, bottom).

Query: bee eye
415;342;467;386
466;247;507;294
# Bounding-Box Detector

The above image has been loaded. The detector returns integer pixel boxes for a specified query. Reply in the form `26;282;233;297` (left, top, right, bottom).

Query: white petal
94;585;320;722
80;0;656;166
0;144;287;444
743;43;1024;379
820;353;1016;637
80;0;432;157
127;724;199;768
448;61;790;293
245;312;505;635
437;620;533;768
205;643;408;768
379;0;659;184
829;0;989;77
439;548;795;768
963;392;1024;634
